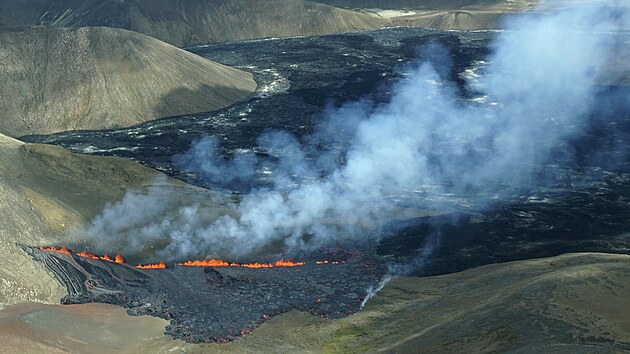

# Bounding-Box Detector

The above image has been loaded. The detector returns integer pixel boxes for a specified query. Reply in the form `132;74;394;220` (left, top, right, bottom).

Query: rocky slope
0;0;388;47
0;134;224;306
0;26;255;137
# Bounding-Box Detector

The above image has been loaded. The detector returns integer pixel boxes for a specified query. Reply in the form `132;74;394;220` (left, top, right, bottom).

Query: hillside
313;0;537;30
0;26;255;137
0;0;388;47
0;134;146;304
0;134;224;306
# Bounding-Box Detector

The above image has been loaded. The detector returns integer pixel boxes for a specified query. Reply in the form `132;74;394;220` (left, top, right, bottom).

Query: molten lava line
177;258;307;269
178;259;231;267
39;246;125;264
136;261;167;269
315;260;345;265
39;246;343;270
274;259;305;267
40;246;71;255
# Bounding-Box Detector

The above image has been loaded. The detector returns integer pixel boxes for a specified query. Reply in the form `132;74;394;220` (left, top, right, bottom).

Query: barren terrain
0;0;387;47
0;133;225;305
0;26;255;136
0;1;627;352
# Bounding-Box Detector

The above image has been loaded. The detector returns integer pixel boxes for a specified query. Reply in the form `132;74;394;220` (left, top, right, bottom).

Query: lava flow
136;261;167;269
76;251;125;264
315;260;345;265
274;259;305;267
40;246;339;270
178;258;306;268
40;246;125;264
39;246;71;255
27;244;384;344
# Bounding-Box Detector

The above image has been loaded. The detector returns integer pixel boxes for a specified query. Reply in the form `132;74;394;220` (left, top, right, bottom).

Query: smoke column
82;3;629;261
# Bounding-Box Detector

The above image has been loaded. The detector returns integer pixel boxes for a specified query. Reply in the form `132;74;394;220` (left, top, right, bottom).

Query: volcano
24;245;385;343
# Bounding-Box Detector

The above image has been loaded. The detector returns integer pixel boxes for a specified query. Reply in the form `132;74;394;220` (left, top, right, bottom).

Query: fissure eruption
40;246;125;264
38;246;336;269
26;244;384;343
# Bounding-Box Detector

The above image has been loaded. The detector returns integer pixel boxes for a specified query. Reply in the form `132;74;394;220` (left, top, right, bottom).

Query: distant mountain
392;10;506;30
313;0;511;10
0;0;387;47
0;26;255;137
312;0;538;31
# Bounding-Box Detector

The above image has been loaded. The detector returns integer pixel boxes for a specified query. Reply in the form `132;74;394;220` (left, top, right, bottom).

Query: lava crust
23;246;385;343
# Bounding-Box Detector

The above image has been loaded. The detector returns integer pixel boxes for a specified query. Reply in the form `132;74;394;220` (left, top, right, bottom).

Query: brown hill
0;134;149;304
0;0;388;47
0;134;224;305
0;26;255;137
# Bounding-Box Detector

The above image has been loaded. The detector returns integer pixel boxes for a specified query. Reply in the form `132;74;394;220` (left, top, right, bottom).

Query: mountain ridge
0;26;255;137
0;0;388;47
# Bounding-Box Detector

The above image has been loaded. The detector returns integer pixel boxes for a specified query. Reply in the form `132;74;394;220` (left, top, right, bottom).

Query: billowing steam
81;4;628;262
360;274;392;309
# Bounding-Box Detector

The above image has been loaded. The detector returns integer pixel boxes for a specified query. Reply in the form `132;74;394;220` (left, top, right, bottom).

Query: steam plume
81;4;629;262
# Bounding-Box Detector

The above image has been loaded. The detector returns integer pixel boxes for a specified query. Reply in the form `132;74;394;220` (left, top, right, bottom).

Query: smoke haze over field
82;3;629;261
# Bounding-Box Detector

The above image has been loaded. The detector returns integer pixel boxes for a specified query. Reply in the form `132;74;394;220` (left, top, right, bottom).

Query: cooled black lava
24;245;384;343
22;27;630;279
21;28;493;185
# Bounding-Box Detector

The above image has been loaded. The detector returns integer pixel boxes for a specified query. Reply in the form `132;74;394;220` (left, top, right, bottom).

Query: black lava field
23;28;630;343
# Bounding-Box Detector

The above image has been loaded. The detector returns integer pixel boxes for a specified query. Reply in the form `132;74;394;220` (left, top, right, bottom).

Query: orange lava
40;246;72;255
101;254;114;262
315;260;344;265
39;246;125;265
178;258;306;269
136;261;167;269
274;259;305;267
39;246;345;271
240;262;273;269
178;259;231;267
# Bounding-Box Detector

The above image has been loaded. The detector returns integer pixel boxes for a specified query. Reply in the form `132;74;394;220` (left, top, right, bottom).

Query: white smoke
81;3;628;262
360;274;392;309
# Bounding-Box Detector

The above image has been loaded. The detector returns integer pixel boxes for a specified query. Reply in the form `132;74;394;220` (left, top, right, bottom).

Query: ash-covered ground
24;246;384;343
